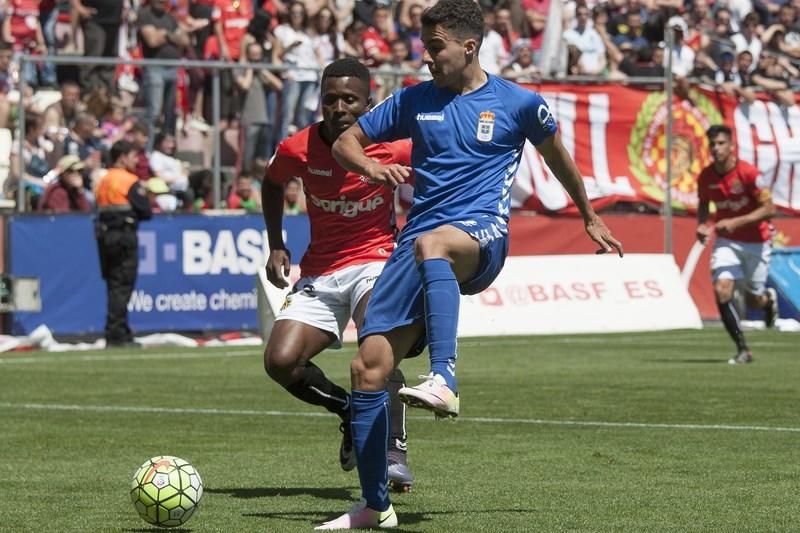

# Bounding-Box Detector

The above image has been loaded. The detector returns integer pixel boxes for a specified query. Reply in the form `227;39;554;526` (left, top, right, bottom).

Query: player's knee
264;345;300;385
413;233;444;263
351;351;391;391
713;280;734;303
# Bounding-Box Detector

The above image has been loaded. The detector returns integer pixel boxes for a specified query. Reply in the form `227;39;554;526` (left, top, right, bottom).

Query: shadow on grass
246;508;537;530
126;529;193;533
206;486;355;501
650;358;729;364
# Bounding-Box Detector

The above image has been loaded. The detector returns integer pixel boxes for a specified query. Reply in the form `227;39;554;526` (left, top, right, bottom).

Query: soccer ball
130;455;203;528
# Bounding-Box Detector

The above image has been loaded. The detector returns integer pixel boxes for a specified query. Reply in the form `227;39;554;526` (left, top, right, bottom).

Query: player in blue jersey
315;0;623;529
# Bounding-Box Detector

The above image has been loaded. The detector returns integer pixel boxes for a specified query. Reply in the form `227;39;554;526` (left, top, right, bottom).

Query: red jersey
211;0;252;60
362;27;392;67
266;123;412;277
697;159;772;243
7;0;41;50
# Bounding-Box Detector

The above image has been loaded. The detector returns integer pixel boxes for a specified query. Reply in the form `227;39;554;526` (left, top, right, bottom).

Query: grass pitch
1;328;798;532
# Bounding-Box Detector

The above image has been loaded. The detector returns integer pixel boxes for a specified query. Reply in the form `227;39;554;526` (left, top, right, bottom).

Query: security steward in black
94;140;152;347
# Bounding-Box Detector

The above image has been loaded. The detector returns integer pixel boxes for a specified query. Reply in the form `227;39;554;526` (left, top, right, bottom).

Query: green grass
1;328;799;532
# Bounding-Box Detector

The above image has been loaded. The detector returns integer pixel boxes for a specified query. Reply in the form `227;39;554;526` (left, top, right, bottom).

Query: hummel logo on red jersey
308;193;385;218
308;167;332;176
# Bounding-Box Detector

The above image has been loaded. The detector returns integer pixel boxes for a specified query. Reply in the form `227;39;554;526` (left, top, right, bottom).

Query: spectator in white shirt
664;16;695;77
479;7;509;75
563;3;607;75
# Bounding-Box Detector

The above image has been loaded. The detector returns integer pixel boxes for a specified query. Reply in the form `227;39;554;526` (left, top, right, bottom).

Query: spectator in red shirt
210;0;253;125
361;5;395;67
129;122;153;182
2;0;47;87
37;155;92;213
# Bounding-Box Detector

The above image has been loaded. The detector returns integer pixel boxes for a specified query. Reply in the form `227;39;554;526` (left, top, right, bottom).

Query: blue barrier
7;213;310;335
769;247;800;321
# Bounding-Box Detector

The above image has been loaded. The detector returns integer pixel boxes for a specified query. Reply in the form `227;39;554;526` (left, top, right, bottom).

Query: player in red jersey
696;125;778;365
260;58;414;490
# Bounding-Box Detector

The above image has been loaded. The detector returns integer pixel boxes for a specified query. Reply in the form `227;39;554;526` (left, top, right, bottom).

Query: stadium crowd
0;0;797;212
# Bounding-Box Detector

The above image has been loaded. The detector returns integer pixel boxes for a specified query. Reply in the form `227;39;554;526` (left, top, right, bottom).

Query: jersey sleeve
518;91;558;146
385;139;412;166
266;142;302;186
358;89;411;143
744;164;771;203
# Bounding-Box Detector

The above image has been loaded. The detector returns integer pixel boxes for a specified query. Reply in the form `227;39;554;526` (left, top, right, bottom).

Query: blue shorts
360;217;509;343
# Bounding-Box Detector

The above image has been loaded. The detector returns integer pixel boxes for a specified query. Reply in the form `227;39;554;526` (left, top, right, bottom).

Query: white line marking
1;402;797;433
0;350;254;364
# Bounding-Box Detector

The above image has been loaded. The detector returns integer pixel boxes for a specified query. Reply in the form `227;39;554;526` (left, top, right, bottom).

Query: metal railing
15;53;324;213
15;53;683;250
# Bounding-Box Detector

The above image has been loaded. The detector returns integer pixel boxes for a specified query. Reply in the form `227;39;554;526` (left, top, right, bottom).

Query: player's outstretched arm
536;133;624;257
261;176;291;289
332;123;411;186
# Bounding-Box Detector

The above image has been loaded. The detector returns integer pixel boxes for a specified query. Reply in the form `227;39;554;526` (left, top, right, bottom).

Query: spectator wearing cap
138;0;190;151
563;3;607;75
72;0;125;91
732;12;763;64
704;7;736;68
37;155;91;212
664;15;695;77
501;39;541;82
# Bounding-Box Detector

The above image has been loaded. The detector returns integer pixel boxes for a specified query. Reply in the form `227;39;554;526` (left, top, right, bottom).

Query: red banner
513;83;800;216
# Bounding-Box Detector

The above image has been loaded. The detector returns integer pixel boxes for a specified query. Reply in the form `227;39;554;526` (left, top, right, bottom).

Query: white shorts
710;237;772;295
275;261;385;349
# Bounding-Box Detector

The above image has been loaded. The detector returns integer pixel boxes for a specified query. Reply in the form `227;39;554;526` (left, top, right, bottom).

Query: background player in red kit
260;58;414;489
696;124;778;365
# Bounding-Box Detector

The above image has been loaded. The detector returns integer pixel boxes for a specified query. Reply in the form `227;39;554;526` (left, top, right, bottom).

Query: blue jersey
358;74;557;243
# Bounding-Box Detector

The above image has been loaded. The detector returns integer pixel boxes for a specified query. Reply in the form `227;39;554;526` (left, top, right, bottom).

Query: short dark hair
321;58;371;93
421;0;484;48
130;121;149;136
707;124;732;140
110;140;135;164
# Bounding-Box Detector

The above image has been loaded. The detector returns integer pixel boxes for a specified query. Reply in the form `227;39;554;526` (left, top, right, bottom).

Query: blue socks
419;258;459;393
351;389;390;512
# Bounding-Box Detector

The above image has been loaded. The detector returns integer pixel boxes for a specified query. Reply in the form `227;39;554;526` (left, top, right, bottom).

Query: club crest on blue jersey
477;111;495;142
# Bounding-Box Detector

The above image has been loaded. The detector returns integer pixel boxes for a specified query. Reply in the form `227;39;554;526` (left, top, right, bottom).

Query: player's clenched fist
365;162;412;187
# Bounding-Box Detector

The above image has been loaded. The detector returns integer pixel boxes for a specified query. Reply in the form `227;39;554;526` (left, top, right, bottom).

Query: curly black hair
421;0;484;47
321;58;371;96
